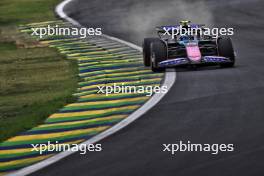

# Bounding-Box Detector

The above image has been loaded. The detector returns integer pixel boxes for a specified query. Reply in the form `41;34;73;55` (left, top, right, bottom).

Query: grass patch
0;0;61;25
0;0;78;142
0;42;17;51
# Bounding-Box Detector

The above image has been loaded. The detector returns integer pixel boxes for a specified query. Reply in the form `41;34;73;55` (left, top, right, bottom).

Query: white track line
7;1;176;175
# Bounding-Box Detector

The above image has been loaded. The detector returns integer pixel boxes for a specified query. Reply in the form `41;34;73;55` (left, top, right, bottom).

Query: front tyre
150;40;167;72
143;38;160;67
217;37;235;68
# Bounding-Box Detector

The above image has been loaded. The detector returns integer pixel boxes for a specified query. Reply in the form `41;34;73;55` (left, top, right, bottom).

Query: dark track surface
33;0;264;175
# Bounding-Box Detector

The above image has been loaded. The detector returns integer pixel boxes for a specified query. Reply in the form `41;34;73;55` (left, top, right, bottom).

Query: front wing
158;56;232;67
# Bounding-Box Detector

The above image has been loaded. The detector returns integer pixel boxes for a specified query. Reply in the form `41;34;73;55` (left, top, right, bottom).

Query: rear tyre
143;38;160;67
217;37;235;67
150;40;167;72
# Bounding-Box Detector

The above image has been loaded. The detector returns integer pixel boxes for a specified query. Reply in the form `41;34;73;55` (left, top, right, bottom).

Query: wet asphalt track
33;0;264;175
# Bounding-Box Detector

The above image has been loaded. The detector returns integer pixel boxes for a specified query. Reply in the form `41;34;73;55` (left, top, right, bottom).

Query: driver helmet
180;20;191;29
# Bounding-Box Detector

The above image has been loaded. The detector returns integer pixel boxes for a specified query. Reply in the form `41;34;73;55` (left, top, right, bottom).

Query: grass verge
0;0;78;142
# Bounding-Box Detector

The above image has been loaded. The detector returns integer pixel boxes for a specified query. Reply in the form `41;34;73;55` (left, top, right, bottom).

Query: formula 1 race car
143;21;236;72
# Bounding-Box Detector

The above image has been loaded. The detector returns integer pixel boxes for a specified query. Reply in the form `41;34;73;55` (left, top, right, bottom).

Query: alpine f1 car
143;21;236;72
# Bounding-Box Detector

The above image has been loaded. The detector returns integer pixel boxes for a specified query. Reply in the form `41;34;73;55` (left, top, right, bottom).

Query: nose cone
186;44;202;62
